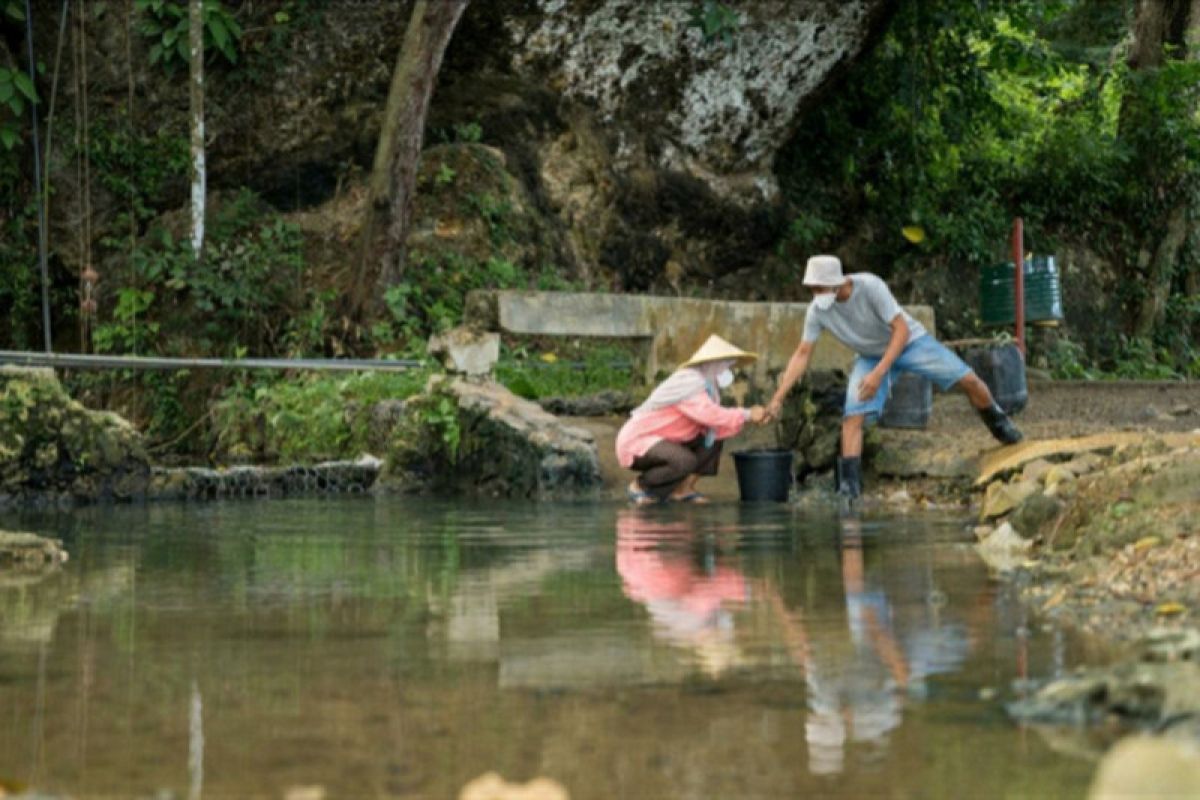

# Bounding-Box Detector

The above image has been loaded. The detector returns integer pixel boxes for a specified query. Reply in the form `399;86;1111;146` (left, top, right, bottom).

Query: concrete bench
465;290;936;388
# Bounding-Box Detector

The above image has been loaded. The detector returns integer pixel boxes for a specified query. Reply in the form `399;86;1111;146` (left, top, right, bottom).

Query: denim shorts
844;335;971;419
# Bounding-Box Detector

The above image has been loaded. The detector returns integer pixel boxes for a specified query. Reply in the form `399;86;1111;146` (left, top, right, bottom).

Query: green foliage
407;388;462;463
94;189;304;356
89;122;190;240
135;0;243;71
212;370;432;462
688;1;739;46
778;0;1200;369
495;345;635;399
464;191;516;245
452;121;483;143
0;64;38;151
388;381;463;473
378;253;525;347
93;287;158;354
0;191;38;349
434;162;456;187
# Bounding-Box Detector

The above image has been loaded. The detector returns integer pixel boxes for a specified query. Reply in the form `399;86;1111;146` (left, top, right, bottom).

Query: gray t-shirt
802;273;927;357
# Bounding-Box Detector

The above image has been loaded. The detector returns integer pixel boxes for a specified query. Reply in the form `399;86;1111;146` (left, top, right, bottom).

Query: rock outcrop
503;0;893;204
383;377;602;499
47;0;892;294
0;367;150;507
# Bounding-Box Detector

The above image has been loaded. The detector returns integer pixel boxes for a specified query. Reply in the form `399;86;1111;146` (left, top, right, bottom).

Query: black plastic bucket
733;449;794;502
964;343;1027;415
880;372;932;429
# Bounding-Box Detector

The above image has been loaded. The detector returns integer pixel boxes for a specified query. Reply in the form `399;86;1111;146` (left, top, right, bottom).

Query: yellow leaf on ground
1155;602;1186;616
1134;536;1161;551
1042;587;1068;611
902;225;926;244
540;352;558;364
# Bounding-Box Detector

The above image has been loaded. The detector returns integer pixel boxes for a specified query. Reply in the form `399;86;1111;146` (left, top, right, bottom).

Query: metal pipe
24;0;52;352
0;351;424;372
1011;217;1025;357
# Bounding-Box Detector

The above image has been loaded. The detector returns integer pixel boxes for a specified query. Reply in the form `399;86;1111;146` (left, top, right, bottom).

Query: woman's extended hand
748;405;768;424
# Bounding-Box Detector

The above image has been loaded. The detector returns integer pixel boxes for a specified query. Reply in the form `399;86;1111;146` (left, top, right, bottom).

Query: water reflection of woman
615;511;749;676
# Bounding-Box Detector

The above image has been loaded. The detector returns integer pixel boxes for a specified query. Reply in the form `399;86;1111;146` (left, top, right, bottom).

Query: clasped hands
746;405;768;425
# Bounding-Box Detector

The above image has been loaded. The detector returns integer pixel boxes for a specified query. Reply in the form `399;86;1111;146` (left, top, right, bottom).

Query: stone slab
975;431;1200;486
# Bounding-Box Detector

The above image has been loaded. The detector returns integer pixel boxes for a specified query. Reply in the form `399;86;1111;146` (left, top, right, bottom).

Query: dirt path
930;380;1198;439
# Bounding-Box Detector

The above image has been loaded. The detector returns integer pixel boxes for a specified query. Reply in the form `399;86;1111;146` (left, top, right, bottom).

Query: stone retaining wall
147;457;382;502
466;290;935;385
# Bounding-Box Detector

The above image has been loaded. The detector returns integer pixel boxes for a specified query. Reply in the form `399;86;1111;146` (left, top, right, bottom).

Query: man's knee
957;371;982;390
842;414;866;432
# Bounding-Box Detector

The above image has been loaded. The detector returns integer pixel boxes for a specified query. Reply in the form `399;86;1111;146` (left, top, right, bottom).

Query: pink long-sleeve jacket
615;392;748;468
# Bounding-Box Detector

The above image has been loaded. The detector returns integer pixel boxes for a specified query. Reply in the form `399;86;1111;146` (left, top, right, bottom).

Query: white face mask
717;368;735;389
813;293;836;311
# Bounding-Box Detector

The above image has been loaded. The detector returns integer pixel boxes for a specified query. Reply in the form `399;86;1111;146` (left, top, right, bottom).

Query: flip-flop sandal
672;492;710;504
626;486;661;505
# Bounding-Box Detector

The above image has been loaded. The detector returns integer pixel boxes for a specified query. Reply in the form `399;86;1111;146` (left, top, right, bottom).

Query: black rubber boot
978;402;1023;444
836;456;863;499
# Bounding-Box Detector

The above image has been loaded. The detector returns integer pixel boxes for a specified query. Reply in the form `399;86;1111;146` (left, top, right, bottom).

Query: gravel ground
929;380;1199;439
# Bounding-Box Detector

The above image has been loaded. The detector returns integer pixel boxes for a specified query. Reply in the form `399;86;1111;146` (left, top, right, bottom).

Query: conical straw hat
681;334;758;368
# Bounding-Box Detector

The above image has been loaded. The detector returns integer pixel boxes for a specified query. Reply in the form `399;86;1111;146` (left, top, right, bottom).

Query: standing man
766;255;1022;499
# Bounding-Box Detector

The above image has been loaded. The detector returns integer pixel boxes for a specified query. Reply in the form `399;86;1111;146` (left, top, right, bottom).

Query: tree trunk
189;0;205;260
1136;204;1189;337
1122;0;1200;337
352;0;468;317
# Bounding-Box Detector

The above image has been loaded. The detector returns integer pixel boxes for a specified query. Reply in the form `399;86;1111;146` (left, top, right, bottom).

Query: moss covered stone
0;366;150;506
382;377;601;499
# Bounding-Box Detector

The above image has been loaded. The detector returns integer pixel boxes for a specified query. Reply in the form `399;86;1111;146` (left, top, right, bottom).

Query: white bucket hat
802;255;846;287
680;334;758;368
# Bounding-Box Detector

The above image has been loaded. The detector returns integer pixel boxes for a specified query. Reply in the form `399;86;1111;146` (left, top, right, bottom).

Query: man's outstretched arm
766;340;815;420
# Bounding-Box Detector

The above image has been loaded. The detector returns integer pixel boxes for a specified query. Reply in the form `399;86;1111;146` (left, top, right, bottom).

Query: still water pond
1;498;1101;798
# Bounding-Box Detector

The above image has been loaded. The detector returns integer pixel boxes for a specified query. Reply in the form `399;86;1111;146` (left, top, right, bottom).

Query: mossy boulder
0;367;150;505
381;377;601;499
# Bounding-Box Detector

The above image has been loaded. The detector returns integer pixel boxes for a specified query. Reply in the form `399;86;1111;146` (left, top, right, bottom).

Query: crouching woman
617;335;766;504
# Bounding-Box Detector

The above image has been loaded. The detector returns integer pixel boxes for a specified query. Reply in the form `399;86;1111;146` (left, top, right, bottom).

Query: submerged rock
975;522;1033;573
0;530;68;569
1008;628;1200;734
1088;735;1200;800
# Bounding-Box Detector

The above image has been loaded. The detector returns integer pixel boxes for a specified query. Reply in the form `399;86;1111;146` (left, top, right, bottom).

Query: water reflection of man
800;518;971;776
615;510;749;676
802;519;908;775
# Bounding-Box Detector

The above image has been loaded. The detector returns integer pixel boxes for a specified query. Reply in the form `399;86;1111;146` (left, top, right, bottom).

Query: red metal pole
1011;217;1025;357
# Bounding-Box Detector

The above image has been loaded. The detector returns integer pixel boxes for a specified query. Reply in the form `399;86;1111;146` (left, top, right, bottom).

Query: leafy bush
212;369;432;462
378;252;525;348
94;189;304;356
495;345;636;399
135;0;243;70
